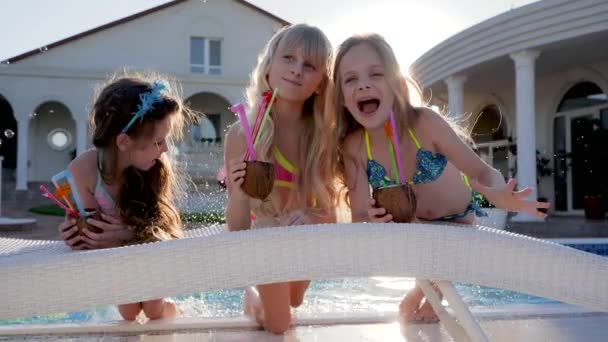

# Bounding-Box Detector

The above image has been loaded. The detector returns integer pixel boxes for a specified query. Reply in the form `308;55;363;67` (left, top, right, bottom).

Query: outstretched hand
471;178;550;218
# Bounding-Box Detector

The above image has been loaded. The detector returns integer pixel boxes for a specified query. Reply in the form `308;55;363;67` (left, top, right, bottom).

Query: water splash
3;129;15;139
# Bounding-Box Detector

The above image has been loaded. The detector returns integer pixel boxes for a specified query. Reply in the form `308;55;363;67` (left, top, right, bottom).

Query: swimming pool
1;240;605;326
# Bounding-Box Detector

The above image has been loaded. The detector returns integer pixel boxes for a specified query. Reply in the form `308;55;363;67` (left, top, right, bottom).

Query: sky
0;0;539;68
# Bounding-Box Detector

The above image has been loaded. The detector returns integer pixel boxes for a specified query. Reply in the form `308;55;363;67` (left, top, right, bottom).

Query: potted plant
535;150;552;213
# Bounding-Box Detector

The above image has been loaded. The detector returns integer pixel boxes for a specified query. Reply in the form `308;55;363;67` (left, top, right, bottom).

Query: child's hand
226;158;248;201
80;213;134;248
471;178;550;218
368;198;393;223
279;210;313;226
58;216;82;249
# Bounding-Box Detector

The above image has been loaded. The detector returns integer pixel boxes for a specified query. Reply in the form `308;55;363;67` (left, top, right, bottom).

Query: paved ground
1;180;607;241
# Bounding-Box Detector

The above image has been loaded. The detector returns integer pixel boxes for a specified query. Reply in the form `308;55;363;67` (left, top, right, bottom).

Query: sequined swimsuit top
365;129;447;189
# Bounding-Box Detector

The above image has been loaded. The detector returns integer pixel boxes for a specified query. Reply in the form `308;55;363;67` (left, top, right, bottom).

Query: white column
76;117;87;156
15;118;29;191
510;50;541;222
444;75;467;122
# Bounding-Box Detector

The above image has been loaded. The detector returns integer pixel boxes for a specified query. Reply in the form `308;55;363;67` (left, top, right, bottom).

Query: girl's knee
143;298;177;320
142;299;165;320
118;303;142;321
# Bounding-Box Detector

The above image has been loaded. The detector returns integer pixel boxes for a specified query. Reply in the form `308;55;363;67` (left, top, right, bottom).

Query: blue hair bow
121;80;170;133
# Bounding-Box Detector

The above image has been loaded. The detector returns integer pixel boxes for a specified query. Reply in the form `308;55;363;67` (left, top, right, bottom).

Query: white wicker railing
1;223;606;333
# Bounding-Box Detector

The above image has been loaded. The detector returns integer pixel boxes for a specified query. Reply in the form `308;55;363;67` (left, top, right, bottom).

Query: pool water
1;242;603;326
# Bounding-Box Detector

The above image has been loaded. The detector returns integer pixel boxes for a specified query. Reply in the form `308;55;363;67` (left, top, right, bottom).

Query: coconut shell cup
372;184;417;223
76;208;104;235
241;160;275;200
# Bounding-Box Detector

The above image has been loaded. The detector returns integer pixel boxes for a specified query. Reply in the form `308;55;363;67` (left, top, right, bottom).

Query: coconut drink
230;88;279;201
373;183;417;223
76;208;104;235
371;113;418;222
242;160;275;200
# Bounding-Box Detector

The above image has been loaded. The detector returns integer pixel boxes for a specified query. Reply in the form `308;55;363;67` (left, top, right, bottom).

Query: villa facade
0;0;288;188
410;0;608;220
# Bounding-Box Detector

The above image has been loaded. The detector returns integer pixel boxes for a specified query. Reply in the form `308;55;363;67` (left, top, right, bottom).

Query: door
554;105;607;214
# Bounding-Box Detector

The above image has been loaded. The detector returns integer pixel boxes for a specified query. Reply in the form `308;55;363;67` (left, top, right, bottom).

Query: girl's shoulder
67;149;98;184
223;124;247;156
224;123;245;143
411;107;450;137
412;107;466;149
412;107;444;129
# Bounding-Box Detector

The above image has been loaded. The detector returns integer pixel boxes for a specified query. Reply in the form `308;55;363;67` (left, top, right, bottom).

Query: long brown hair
90;72;196;243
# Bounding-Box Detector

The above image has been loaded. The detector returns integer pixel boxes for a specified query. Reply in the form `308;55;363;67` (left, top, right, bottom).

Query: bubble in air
0;60;9;66
39;46;48;52
3;129;15;139
0;138;2;147
29;112;38;118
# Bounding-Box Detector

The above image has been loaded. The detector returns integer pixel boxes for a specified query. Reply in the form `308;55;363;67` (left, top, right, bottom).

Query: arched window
471;104;506;143
191;116;219;144
184;92;231;149
557;81;607;112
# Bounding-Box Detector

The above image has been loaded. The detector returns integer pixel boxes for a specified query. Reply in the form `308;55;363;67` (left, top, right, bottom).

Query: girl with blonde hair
223;23;338;334
325;33;549;323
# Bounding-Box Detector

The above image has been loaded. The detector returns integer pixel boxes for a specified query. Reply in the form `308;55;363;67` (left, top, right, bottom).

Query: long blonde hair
243;23;338;213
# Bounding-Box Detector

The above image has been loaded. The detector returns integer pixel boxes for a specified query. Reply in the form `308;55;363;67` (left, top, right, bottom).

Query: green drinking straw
387;140;400;183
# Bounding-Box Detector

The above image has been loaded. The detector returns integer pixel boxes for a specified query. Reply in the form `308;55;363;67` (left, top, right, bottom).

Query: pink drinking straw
40;184;79;218
230;103;256;161
389;111;405;184
244;93;270;160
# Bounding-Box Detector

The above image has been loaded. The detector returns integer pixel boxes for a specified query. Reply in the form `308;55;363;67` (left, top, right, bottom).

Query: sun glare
322;1;460;70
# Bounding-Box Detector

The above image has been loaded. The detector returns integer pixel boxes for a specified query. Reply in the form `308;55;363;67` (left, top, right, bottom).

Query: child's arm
224;125;252;231
422;108;549;218
343;133;392;223
56;151;100;249
67;151;100;213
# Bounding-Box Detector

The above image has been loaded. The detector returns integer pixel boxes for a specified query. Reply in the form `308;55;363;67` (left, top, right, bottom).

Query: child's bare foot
244;286;264;325
399;292;421;322
413;299;439;323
